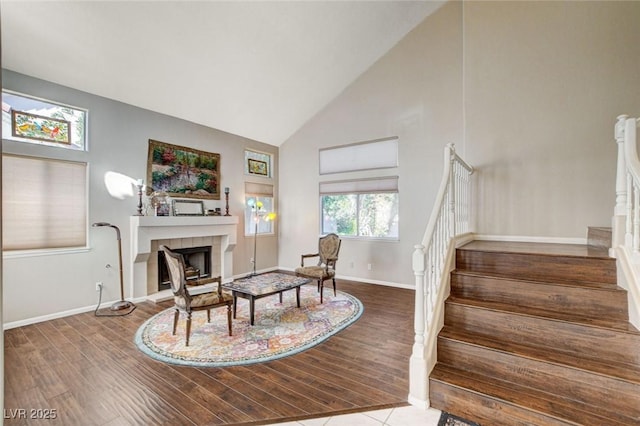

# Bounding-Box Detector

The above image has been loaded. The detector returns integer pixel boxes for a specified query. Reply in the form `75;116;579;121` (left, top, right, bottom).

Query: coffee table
223;273;311;325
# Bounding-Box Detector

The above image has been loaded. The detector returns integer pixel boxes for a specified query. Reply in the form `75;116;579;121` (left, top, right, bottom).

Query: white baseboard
3;298;127;330
278;266;413;290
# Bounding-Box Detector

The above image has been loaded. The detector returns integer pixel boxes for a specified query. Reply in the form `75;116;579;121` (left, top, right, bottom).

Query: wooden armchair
160;245;233;346
294;233;341;303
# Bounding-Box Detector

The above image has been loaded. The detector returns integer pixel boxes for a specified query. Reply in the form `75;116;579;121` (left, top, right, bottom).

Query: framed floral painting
147;139;220;200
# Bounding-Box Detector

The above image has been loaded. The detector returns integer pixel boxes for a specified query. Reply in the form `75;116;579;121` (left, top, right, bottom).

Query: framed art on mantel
147;139;220;200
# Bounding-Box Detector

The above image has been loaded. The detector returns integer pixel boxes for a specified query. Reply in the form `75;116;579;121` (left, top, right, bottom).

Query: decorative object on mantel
246;197;276;277
134;285;362;367
150;191;170;216
147;139;220;200
224;186;231;216
135;179;145;216
172;199;205;216
92;222;136;316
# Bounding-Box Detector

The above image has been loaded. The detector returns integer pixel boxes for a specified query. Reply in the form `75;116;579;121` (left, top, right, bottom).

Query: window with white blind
2;154;88;251
244;182;275;236
320;176;399;239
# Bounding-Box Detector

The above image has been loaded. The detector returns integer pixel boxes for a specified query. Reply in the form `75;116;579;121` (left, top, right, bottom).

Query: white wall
279;2;464;287
278;0;640;288
465;1;640;238
2;70;278;325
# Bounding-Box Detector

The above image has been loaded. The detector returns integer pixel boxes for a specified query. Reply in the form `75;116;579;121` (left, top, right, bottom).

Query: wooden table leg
232;292;238;319
249;296;255;325
296;287;301;308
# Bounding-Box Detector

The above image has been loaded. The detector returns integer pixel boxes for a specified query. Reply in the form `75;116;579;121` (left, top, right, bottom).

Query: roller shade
319;176;398;195
3;154;87;250
319;137;398;175
245;182;274;196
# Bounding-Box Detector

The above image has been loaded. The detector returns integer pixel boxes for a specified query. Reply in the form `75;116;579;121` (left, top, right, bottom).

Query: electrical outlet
95;282;103;292
349;261;354;268
367;263;372;271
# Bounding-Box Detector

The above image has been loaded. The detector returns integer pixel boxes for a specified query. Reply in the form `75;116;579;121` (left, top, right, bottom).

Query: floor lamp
93;222;136;315
247;199;275;277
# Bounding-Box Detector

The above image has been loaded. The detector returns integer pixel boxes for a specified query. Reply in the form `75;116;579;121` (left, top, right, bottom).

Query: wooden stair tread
430;363;637;425
459;240;611;259
446;296;640;333
439;326;640;383
452;269;622;290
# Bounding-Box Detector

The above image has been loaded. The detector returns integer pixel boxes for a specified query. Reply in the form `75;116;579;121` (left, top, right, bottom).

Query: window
2;154;88;251
320;177;399;239
244;149;272;178
244;182;275;236
2;90;87;151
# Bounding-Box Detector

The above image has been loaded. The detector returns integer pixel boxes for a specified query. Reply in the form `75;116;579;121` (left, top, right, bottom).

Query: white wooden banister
611;115;640;329
409;143;474;408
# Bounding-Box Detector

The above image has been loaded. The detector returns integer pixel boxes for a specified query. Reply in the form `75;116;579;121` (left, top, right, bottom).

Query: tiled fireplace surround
129;216;239;301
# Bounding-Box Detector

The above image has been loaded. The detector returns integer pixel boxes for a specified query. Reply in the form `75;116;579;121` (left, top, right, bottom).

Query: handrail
409;143;474;408
612;115;640;329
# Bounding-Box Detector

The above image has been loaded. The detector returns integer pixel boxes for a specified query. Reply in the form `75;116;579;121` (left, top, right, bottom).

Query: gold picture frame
147;139;220;200
248;158;268;176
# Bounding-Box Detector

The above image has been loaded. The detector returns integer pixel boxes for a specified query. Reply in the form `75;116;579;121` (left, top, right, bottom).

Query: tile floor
268;405;443;426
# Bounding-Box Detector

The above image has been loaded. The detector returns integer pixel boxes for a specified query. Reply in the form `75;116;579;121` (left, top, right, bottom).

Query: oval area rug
134;284;363;367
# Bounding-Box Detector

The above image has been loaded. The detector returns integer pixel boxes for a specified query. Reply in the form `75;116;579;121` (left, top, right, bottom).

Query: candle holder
135;180;144;216
224;187;231;216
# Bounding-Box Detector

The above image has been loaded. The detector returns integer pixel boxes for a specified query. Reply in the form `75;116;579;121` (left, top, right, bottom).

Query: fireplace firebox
158;246;212;291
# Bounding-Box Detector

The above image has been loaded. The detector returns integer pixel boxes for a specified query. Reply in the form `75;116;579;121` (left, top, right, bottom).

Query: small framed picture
248;158;268;176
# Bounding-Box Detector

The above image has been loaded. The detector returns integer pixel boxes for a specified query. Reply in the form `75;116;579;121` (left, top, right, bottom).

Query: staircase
429;240;640;425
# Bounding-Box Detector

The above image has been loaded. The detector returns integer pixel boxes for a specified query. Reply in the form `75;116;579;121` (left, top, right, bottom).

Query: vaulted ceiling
1;1;443;146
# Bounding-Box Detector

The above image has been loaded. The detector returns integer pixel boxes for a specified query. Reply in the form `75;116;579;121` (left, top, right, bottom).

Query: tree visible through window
322;192;399;239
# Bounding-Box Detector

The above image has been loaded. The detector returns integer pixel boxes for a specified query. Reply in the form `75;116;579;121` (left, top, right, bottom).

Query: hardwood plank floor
4;279;414;426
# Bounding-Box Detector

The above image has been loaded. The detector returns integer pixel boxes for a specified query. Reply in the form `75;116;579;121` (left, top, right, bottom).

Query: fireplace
130;215;238;300
157;245;212;291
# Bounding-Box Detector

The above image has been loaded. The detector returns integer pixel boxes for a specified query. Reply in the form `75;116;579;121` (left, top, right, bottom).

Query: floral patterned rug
134;284;363;367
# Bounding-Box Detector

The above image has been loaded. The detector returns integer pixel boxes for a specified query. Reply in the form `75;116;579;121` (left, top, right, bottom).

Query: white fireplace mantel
130;215;239;299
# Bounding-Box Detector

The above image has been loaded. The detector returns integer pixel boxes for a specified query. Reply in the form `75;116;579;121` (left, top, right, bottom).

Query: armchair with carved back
160;245;233;346
294;233;341;303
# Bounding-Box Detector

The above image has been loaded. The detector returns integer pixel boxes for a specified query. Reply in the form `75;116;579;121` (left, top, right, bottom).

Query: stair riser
456;250;617;284
429;379;574;426
451;273;628;320
588;227;612;248
444;303;640;366
438;337;640;417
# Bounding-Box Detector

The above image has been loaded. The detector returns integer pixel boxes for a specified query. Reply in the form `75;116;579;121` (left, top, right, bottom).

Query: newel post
409;244;429;407
612;115;629;253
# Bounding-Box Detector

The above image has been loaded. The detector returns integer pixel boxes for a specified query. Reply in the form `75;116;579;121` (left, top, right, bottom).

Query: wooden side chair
160;245;233;346
295;233;341;303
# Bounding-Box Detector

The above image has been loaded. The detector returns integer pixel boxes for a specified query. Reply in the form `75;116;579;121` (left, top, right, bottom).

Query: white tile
297;417;330;426
385;406;441;426
363;408;392;423
325;412;382;426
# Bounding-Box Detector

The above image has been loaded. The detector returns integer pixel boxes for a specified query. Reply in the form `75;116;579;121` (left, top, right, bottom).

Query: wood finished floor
4;279;414;426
